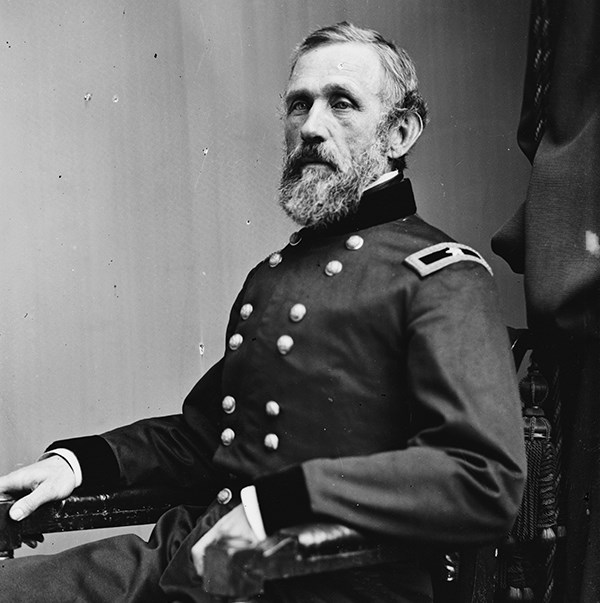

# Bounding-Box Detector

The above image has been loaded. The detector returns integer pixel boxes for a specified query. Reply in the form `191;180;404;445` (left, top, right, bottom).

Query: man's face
284;42;387;171
279;42;392;227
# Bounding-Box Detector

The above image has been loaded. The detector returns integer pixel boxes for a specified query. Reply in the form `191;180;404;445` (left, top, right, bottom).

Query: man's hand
191;504;260;576
0;455;77;521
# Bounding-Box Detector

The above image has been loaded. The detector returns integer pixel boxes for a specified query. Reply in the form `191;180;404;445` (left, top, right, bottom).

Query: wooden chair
0;329;532;601
0;490;497;602
202;525;499;602
0;487;213;560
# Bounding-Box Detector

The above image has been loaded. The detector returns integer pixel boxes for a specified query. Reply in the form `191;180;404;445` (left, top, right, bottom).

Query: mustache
284;143;341;175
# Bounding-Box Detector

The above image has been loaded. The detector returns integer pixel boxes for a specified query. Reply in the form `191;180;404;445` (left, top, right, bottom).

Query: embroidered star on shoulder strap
404;242;493;277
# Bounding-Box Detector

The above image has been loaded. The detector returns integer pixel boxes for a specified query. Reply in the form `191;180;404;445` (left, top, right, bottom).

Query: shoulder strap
404;242;493;277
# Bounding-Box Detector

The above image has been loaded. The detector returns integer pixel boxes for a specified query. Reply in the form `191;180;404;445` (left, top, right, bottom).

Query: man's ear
387;112;423;162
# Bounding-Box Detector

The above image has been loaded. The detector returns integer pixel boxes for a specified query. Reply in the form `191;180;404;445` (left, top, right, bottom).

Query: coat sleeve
100;358;227;490
255;263;526;547
46;266;264;490
47;358;228;491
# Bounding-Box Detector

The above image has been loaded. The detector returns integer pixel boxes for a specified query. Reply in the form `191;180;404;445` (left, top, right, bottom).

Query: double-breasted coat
6;176;525;602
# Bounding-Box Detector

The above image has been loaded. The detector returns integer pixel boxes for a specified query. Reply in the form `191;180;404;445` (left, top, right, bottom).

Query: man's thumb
9;487;46;521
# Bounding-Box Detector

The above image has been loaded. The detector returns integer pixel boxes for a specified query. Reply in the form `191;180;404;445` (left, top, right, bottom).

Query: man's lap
0;503;210;602
0;501;432;603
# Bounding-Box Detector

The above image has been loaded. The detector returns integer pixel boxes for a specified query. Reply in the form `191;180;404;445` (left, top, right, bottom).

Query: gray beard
278;137;390;228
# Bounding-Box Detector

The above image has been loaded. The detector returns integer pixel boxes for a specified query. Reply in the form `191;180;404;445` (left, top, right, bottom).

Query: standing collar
363;169;399;192
300;175;417;238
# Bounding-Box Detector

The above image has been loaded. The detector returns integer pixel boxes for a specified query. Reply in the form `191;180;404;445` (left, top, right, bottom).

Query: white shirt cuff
39;448;83;488
240;485;267;541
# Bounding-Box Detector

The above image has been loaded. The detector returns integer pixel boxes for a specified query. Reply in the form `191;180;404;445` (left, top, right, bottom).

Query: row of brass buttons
228;302;308;355
221;396;280;417
220;395;281;450
268;235;364;277
220;427;279;450
220;234;365;454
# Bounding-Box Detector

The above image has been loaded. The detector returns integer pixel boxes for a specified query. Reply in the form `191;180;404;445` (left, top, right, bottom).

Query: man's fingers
0;469;30;496
22;533;44;548
9;481;54;521
9;494;37;521
194;552;204;576
0;470;35;520
191;532;210;576
1;456;77;521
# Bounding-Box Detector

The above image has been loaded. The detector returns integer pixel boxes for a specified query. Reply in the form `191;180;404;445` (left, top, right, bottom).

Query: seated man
0;22;525;603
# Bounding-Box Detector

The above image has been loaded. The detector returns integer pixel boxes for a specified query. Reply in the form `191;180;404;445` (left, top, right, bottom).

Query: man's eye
289;100;308;113
332;100;353;110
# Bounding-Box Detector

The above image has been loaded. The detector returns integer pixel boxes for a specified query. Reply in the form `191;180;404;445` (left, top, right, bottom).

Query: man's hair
290;22;428;171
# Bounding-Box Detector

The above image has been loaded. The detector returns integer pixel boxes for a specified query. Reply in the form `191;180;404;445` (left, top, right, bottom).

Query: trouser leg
0;498;431;603
0;503;208;603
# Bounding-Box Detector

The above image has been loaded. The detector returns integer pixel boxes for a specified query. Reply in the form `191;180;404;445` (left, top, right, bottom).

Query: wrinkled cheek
284;135;296;155
284;124;300;153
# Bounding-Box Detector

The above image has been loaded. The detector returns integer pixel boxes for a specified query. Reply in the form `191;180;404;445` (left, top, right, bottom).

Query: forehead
287;42;384;97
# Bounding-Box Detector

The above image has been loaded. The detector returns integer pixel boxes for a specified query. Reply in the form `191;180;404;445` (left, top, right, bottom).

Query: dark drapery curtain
492;0;600;339
492;1;600;600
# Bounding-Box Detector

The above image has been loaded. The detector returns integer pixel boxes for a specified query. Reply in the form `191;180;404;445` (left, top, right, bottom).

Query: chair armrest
203;523;499;602
203;521;411;600
0;487;214;557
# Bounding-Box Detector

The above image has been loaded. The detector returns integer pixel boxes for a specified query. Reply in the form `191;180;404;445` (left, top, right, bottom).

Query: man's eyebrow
283;88;309;103
284;82;363;103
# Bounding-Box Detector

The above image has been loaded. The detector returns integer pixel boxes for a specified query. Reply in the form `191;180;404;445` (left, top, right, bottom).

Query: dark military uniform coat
3;177;525;602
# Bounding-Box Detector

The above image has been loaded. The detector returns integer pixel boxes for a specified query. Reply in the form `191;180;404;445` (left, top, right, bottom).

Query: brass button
265;401;280;416
269;252;282;267
289;303;307;323
345;235;364;250
277;335;294;355
324;260;343;276
217;488;233;505
228;333;243;350
289;231;302;246
222;395;236;414
240;303;253;320
264;433;279;450
221;428;235;446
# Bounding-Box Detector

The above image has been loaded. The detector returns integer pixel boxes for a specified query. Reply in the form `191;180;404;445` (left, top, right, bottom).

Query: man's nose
300;103;329;143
